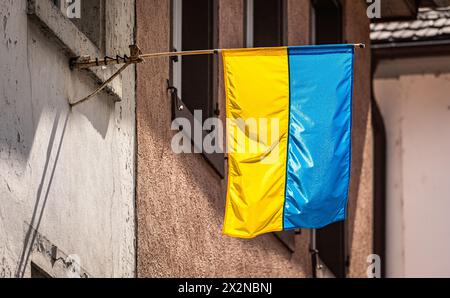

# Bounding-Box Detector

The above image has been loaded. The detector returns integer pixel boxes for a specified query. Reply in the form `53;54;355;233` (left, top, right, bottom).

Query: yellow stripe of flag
222;47;290;238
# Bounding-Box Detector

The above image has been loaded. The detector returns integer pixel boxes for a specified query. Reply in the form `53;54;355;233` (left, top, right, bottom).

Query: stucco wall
342;0;374;278
136;0;373;277
375;68;450;277
0;0;135;277
287;0;310;46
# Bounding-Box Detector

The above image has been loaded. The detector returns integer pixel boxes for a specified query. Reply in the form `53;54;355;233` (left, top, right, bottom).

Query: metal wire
70;62;132;107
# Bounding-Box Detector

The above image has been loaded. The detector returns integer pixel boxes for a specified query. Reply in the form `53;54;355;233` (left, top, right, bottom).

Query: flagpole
70;43;366;70
69;43;366;106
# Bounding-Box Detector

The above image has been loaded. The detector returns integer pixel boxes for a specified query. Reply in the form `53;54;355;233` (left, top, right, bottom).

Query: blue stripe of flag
283;44;354;229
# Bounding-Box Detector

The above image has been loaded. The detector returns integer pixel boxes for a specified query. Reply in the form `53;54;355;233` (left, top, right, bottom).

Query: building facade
8;0;447;278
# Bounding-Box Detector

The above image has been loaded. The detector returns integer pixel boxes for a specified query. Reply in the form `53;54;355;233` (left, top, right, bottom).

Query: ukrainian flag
223;44;354;238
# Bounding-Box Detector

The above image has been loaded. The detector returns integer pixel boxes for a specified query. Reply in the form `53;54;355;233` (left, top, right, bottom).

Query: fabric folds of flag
222;44;354;238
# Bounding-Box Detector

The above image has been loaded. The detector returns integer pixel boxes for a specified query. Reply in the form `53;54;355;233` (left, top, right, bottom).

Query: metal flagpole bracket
69;45;143;107
70;44;144;70
129;44;144;63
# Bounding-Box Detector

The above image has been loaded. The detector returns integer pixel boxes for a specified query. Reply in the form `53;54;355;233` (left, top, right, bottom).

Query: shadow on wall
15;110;69;277
0;22;115;174
70;69;118;139
13;84;117;277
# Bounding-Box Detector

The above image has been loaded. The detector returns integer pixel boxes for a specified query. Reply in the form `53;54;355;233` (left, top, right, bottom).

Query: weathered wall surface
136;0;312;277
343;0;374;278
0;0;135;277
287;0;310;46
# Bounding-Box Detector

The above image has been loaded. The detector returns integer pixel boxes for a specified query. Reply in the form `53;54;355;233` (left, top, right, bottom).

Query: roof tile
385;22;400;31
410;20;424;29
434;18;447;27
371;7;450;43
370;31;381;40
399;30;415;39
441;26;450;34
378;31;393;40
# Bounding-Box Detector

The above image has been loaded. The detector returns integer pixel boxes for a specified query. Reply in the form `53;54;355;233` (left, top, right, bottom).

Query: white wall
375;58;450;277
0;0;135;277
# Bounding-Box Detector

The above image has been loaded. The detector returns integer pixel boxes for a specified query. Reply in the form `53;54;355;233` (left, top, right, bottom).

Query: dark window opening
181;0;217;119
253;0;286;47
313;0;343;44
31;263;51;278
316;222;347;278
171;0;224;178
312;0;347;278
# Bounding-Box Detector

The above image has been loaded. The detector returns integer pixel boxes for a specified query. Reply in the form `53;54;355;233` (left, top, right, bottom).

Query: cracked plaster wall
0;0;136;277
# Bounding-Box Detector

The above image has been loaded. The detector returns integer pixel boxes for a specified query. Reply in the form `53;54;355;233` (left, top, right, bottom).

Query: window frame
170;0;224;178
311;0;348;278
63;0;106;52
246;0;287;48
245;0;254;48
51;0;106;53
